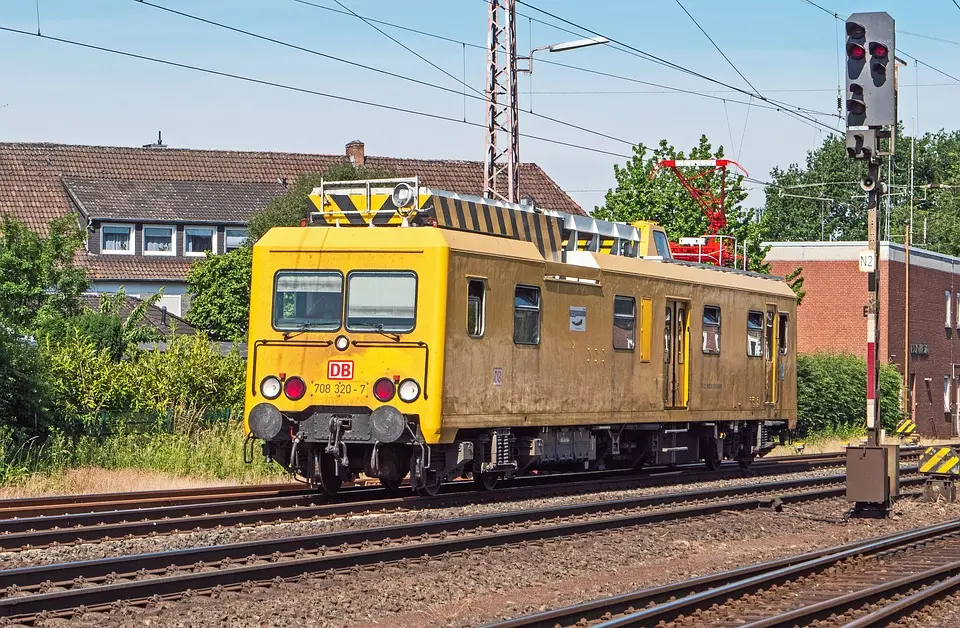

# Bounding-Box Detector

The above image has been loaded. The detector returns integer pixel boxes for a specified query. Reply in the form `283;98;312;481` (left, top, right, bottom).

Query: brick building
766;241;960;438
0;140;584;316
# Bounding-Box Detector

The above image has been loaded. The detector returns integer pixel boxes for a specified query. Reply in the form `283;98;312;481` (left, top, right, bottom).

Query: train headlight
335;335;349;351
392;182;415;208
373;377;396;402
283;376;306;401
260;375;282;400
397;378;420;403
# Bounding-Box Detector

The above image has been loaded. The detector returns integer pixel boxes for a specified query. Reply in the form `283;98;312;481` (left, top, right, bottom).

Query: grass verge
0;422;285;494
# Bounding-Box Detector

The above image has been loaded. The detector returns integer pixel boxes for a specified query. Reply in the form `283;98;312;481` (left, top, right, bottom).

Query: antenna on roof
143;131;167;149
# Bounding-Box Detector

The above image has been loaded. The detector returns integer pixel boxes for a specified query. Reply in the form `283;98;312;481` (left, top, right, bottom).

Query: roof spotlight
392;182;415;209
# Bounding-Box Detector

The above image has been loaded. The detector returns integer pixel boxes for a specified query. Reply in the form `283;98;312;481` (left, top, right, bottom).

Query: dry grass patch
0;467;240;498
770;435;957;457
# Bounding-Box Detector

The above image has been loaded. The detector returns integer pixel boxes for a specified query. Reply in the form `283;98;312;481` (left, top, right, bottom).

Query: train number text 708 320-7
313;383;366;395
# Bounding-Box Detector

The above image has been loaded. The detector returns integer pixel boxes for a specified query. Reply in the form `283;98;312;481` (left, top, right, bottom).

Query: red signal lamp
847;43;866;61
870;42;888;58
283;376;306;401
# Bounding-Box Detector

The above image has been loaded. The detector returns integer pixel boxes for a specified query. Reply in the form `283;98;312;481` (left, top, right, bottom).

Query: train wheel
704;457;721;472
317;453;342;495
473;472;499;491
737;456;754;470
416;480;441;497
379;476;403;491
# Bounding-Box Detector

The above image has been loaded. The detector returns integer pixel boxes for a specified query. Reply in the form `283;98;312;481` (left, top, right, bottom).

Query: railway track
0;450;864;520
487;499;960;628
0;472;913;623
0;452;879;550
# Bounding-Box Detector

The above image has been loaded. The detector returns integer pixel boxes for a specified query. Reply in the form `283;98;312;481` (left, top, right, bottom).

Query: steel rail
486;489;947;628
0;458;862;550
842;569;960;627
0;446;930;520
0;474;881;620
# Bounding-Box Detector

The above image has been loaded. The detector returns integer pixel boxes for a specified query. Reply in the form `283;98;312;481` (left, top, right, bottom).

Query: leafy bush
797;353;902;437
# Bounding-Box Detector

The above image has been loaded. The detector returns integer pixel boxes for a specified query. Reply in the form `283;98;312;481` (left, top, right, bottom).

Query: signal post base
846;444;900;518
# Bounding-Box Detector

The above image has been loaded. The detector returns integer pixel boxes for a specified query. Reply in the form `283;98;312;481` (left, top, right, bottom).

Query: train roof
255;226;794;299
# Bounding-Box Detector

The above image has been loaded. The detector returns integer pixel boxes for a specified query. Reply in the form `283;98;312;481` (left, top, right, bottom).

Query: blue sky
1;1;955;211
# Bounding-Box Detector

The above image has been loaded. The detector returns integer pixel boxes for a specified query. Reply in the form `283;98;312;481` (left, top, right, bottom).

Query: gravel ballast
18;494;960;628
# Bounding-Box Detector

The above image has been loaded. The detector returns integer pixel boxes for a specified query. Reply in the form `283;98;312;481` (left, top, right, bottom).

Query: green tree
594;135;767;271
187;162;396;340
185;246;252;342
760;128;960;256
0;329;52;439
0;216;88;331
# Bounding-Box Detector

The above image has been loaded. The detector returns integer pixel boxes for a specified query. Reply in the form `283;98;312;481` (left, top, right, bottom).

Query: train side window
640;297;653;361
778;313;789;355
652;230;672;259
613;296;636;350
514;285;541;345
702;306;721;355
467;280;485;338
765;311;775;361
747;310;763;357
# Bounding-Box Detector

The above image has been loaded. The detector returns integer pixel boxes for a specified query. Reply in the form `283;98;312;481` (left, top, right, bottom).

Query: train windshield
346;271;417;333
273;271;343;331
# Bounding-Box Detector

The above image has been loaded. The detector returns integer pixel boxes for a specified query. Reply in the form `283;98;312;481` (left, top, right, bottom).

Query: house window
778;313;789;355
185;226;216;256
945;375;952;413
467;279;485;338
514;285;540;345
225;228;248;251
747;311;763;357
101;224;133;255
143;225;174;256
613;296;636;350
702;306;721;355
947;290;953;328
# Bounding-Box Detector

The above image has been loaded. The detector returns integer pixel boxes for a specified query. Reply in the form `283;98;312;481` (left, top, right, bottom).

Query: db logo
327;360;354;380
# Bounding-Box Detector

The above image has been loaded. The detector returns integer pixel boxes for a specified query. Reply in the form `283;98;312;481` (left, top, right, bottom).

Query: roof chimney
345;140;365;167
143;131;168;149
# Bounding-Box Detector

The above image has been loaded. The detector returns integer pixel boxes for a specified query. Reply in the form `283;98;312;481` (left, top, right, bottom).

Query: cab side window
514;285;541;345
778;313;789;355
467;279;485;338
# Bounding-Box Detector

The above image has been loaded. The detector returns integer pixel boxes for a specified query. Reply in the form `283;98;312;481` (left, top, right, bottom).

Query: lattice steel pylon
483;0;519;203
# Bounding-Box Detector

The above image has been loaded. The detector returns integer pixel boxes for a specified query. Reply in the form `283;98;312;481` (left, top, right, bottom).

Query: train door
664;300;690;408
764;305;778;405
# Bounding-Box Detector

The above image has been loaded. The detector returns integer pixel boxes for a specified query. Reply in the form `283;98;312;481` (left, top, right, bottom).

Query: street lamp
517;36;608;112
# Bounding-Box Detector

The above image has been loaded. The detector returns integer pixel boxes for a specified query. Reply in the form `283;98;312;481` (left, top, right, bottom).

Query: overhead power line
133;0;639;149
673;0;761;96
514;0;841;135
0;25;632;159
292;0;837;123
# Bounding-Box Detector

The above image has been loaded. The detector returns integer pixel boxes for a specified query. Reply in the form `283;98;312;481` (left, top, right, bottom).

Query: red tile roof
82;255;193;281
0;142;584;283
0;142;585;235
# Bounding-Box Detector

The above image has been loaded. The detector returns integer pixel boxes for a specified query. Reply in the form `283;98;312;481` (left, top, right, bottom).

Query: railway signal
843;11;900;518
845;12;896;131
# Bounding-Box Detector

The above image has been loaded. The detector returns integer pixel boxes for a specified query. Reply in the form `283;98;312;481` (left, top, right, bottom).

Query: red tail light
284;376;306;401
373;377;396;402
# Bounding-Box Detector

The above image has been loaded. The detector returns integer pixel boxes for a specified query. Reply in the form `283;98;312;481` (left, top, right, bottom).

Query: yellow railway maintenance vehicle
244;178;797;495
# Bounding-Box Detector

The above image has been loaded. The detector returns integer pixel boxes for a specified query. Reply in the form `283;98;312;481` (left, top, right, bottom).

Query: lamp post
517;36;608;112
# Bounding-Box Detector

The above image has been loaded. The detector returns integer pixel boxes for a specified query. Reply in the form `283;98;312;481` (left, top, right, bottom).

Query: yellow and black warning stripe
427;193;564;260
919;446;960;475
895;419;917;436
314;192;408;227
310;183;565;260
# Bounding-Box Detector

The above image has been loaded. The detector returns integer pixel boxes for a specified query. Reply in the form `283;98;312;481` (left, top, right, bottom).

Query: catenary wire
0;25;633;159
673;0;761;96
290;0;837;122
515;0;841;134
133;0;639;148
